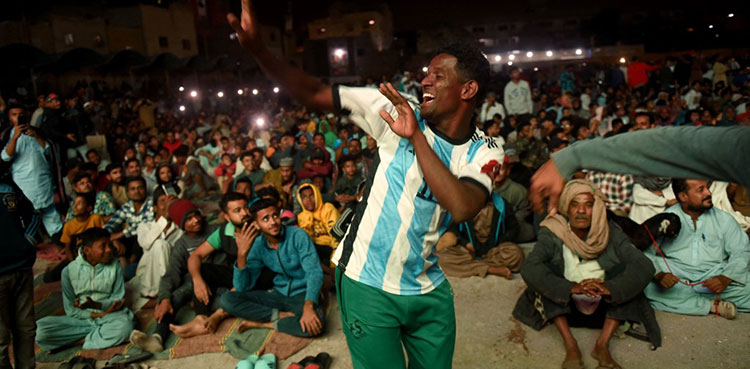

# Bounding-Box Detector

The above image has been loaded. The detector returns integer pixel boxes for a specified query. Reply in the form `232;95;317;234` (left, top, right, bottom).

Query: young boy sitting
296;184;340;264
219;198;325;337
36;228;133;351
333;155;363;209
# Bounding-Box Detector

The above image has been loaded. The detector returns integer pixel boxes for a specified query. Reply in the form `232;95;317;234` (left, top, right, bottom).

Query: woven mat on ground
31;274;311;363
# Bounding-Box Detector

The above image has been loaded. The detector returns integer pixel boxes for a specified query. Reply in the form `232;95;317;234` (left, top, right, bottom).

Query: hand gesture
529;160;565;215
74;297;102;310
377;83;418;140
227;0;264;54
299;303;322;336
703;275;731;294
13;124;28;139
193;278;212;305
235;221;260;257
656;272;680;289
154;299;174;323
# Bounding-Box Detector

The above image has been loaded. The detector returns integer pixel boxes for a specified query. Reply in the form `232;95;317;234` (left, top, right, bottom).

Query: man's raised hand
227;0;263;54
378;83;418;140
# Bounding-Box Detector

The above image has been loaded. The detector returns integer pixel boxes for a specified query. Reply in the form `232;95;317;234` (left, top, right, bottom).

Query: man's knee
218;291;241;314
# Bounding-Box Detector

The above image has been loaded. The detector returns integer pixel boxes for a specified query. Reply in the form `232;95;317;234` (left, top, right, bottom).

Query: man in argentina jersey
228;3;503;367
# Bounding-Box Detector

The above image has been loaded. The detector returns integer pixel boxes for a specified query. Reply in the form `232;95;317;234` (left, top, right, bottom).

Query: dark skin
655;179;733;294
228;0;487;222
553;193;621;369
74;238;125;319
235;206;322;336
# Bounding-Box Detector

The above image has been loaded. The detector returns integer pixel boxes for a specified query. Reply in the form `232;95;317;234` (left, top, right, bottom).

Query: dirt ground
35;247;750;369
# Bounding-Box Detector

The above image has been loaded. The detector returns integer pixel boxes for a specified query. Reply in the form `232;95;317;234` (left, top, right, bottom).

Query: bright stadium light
178;86;184;92
368;19;376;25
252;89;259;96
526;51;533;58
546;50;553;57
217;91;224;98
179;105;186;112
619;57;626;64
507;61;513;66
255;117;265;127
728;13;734;18
709;24;714;29
333;48;346;58
273;87;280;94
190;90;198;98
494;55;501;62
508;54;515;61
422;66;428;73
237;89;244;95
575;49;583;55
533;67;539;71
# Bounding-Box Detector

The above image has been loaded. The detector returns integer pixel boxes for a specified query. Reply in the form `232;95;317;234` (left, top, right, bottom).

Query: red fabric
297;161;333;180
627;62;659;88
168;199;198;229
163;140;183;154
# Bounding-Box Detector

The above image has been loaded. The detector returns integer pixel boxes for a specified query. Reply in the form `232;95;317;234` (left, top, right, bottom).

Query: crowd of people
2;10;750;368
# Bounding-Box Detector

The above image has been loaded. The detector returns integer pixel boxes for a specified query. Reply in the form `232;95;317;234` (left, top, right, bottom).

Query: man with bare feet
219;198;325;337
169;193;259;338
513;180;660;369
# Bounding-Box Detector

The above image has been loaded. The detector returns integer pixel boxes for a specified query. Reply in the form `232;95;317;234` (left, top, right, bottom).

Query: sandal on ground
712;299;736;320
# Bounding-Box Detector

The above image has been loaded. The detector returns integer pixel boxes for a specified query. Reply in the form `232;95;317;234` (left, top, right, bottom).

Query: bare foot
237;320;273;333
561;346;583;369
488;266;513;280
591;345;622;369
204;309;228;333
169;315;211;338
279;311;295;319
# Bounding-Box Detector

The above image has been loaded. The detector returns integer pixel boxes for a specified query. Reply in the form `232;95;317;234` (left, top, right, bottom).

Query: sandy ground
35;246;750;369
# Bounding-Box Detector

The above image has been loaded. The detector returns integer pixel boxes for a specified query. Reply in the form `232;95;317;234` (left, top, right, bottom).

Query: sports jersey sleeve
458;139;504;198
333;85;410;142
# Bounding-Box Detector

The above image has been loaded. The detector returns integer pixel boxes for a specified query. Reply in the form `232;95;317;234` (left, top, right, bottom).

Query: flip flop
255;353;276;369
314;353;332;369
236;354;258;369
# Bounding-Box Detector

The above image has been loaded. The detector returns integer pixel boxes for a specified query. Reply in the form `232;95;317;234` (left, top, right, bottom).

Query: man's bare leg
591;318;622;369
487;265;512;279
169;315;211;338
204;308;229;333
553;316;583;369
237;311;295;333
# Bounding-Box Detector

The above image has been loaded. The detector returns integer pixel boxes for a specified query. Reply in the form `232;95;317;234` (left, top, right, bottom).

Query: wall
139;3;198;58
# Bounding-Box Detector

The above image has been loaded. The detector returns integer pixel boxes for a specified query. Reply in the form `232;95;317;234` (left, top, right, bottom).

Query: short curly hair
433;42;490;103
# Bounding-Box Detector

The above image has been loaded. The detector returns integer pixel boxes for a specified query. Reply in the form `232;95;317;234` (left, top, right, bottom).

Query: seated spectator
296;184;340;264
36;228;134;351
234;176;255;200
219;198;325;337
312;132;335;163
257;186;296;226
215;153;237;194
333;154;364;209
65;172;116;223
45;193;105;282
86;148;110;173
515;120;548;171
644;179;750;320
155;163;181;195
104;176;155;277
105;163;128;207
435;192;525;279
126;158;156;195
298;148;333;181
134;187;182;298
710;181;750;233
629;177;677;224
513;180;660;369
174;145;218;200
130;201;217;352
234;149;266;190
261;157;298;211
169;193;273;338
493;159;535;243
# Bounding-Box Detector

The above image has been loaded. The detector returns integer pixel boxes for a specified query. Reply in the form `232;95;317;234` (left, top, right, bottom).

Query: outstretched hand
378;83;418;140
227;0;263;54
528;160;565;215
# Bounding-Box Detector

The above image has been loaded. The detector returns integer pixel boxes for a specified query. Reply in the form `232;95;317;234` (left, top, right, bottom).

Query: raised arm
228;0;333;111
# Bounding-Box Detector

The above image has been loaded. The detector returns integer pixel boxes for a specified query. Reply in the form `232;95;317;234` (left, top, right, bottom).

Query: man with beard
643;179;750;319
105;176;155;277
219;198;325;337
105;163;127;207
170;193;273;338
261;157;298;211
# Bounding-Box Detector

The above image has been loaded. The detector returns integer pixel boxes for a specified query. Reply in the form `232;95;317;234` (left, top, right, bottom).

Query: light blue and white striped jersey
331;85;504;295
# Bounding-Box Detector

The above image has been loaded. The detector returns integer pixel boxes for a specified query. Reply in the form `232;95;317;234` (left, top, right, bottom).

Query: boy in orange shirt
60;193;106;261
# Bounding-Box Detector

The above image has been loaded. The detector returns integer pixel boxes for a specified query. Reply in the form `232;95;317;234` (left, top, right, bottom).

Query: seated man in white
644;179;750;319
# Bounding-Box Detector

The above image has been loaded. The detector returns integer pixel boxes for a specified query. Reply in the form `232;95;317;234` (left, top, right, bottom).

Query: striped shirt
331;86;504;295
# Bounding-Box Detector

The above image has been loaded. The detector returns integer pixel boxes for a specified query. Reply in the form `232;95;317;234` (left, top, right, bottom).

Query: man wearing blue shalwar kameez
644;179;750;319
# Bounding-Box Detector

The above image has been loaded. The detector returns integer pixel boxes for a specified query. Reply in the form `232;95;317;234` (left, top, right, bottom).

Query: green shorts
336;268;456;369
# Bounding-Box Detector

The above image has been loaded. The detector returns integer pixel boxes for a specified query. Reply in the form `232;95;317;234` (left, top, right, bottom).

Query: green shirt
206;222;236;250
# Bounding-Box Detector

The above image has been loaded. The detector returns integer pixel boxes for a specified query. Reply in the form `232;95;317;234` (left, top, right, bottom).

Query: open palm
378;83;418;139
227;0;263;54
